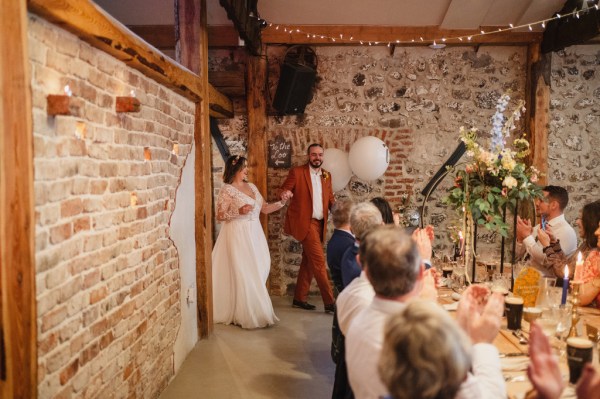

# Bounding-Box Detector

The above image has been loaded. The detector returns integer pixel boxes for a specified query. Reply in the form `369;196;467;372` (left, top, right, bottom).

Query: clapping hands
516;216;533;242
456;285;504;344
537;227;556;248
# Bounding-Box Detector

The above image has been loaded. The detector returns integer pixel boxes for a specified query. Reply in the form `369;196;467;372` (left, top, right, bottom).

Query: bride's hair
223;155;247;183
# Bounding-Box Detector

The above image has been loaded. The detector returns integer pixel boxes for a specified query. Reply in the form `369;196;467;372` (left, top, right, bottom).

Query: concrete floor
159;296;335;399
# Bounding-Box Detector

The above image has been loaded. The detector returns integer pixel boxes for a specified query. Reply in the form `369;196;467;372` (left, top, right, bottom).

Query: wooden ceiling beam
28;0;233;118
128;25;241;49
262;25;542;45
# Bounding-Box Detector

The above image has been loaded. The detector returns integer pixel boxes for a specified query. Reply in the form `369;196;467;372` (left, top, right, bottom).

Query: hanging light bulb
509;23;514;28
557;13;562;18
350;36;354;40
442;37;446;42
468;36;472;41
458;37;463;41
275;25;279;30
528;25;532;31
575;12;580;18
420;37;424;41
480;29;485;34
542;21;546;28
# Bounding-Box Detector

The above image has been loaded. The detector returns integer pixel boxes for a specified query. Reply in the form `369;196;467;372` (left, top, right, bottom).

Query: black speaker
273;62;316;115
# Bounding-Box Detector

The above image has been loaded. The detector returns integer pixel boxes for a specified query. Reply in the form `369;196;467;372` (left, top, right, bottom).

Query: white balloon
348;136;390;181
322;148;353;192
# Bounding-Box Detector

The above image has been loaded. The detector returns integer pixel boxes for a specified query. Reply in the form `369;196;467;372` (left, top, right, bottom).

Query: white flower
503;176;518;189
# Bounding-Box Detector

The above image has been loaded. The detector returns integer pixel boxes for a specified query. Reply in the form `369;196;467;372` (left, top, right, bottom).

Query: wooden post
525;43;550;185
246;47;268;235
176;0;214;338
0;0;37;397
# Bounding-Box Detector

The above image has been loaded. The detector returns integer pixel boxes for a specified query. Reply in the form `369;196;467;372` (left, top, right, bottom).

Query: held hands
280;190;293;202
516;216;533;242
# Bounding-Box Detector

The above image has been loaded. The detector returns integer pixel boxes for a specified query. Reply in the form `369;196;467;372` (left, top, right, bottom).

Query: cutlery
499;353;529;357
512;330;528;345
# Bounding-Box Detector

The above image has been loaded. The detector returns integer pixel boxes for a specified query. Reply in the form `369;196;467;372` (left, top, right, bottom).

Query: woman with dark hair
212;155;287;328
370;197;399;226
539;200;600;307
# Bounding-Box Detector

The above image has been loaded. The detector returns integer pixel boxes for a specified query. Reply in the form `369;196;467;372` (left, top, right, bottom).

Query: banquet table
438;287;600;399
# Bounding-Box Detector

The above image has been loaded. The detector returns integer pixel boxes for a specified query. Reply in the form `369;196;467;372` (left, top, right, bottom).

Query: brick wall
548;45;600;223
210;45;528;295
30;15;194;398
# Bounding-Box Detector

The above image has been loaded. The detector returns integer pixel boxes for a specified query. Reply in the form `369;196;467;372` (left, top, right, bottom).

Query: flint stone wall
210;45;529;295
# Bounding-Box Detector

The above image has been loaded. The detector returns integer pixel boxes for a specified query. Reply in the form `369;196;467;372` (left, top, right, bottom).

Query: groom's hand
281;190;293;201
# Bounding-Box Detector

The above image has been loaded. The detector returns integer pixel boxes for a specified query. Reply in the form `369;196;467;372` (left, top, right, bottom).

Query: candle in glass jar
561;265;569;305
574;251;583;282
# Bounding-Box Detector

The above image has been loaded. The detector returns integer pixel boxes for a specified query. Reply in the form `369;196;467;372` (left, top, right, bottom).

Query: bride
212;155;287;329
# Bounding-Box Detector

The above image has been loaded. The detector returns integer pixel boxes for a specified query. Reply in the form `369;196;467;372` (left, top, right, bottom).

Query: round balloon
348;136;390;181
322;148;353;192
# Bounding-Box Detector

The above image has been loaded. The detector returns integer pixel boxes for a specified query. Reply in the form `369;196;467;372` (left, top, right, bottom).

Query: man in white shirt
516;185;578;277
344;226;437;399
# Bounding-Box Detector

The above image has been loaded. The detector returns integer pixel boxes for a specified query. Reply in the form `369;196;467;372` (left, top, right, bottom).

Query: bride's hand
239;204;253;215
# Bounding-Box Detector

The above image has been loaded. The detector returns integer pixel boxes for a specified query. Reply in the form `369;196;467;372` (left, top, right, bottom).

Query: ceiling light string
254;5;598;46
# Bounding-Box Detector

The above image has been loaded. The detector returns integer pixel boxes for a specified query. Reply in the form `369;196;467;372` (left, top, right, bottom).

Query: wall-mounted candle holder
130;192;138;207
47;85;73;116
75;121;87;140
116;96;141;113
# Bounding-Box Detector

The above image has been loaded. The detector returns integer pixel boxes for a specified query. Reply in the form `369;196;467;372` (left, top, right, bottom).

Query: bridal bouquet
443;94;542;238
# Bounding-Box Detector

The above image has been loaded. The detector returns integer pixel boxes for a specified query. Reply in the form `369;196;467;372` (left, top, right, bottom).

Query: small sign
268;135;292;169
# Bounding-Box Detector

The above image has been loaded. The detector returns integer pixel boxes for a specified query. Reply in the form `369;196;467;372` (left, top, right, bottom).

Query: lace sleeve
216;185;240;221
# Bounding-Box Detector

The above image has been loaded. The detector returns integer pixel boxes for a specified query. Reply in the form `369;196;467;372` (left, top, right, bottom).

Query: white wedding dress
212;183;278;329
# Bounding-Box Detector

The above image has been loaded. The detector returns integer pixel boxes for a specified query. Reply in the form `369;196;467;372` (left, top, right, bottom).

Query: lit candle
64;84;72;97
458;230;464;257
561;265;569;305
574;252;583;282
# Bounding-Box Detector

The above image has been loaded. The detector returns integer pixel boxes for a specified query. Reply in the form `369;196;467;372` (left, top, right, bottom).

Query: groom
281;143;336;313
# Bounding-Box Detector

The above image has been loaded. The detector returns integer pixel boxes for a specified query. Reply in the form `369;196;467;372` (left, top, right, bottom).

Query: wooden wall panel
0;0;37;397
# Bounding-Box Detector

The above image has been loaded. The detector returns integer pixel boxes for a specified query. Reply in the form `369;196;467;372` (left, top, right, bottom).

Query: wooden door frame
0;0;37;397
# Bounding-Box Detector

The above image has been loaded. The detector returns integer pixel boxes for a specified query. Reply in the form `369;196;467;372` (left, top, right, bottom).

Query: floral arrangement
321;171;330;180
443;94;542;238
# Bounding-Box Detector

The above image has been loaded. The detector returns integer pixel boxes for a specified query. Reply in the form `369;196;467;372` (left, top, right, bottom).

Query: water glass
451;265;467;292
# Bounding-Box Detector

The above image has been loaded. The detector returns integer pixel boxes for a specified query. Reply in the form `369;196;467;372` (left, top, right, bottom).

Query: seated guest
327;199;356;295
337;226;436;335
573;220;600;307
516;185;578;277
538;201;600;298
527;320;600;399
370;197;399;226
379;295;505;399
340;202;383;288
345;226;438;399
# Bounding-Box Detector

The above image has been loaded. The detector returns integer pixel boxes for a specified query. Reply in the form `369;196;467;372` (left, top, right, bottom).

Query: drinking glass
492;272;510;295
537;277;558;310
451;265;467;292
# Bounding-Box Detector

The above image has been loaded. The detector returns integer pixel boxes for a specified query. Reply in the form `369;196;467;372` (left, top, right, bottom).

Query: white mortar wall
171;143;198;371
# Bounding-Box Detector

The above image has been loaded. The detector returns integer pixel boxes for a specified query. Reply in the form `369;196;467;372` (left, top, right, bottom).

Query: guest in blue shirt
327;200;355;295
340;202;383;288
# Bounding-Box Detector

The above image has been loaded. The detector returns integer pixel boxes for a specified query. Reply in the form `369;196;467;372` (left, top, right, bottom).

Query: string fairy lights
253;2;600;47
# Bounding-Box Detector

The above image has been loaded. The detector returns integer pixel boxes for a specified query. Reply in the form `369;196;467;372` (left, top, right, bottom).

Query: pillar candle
561;265;569;305
574;252;583;282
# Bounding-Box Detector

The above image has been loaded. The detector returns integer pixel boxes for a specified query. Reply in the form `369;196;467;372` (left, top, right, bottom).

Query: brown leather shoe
292;299;316;310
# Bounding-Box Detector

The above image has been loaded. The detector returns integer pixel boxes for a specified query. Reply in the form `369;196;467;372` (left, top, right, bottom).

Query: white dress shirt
455;344;506;399
310;167;323;220
336;271;374;335
346;297;406;399
518;214;578;277
346;296;506;399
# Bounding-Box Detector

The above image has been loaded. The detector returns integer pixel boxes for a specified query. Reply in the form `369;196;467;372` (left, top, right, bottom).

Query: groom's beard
309;160;322;169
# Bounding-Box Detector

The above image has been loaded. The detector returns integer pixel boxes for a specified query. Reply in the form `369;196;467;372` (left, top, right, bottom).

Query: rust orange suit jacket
281;164;335;243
